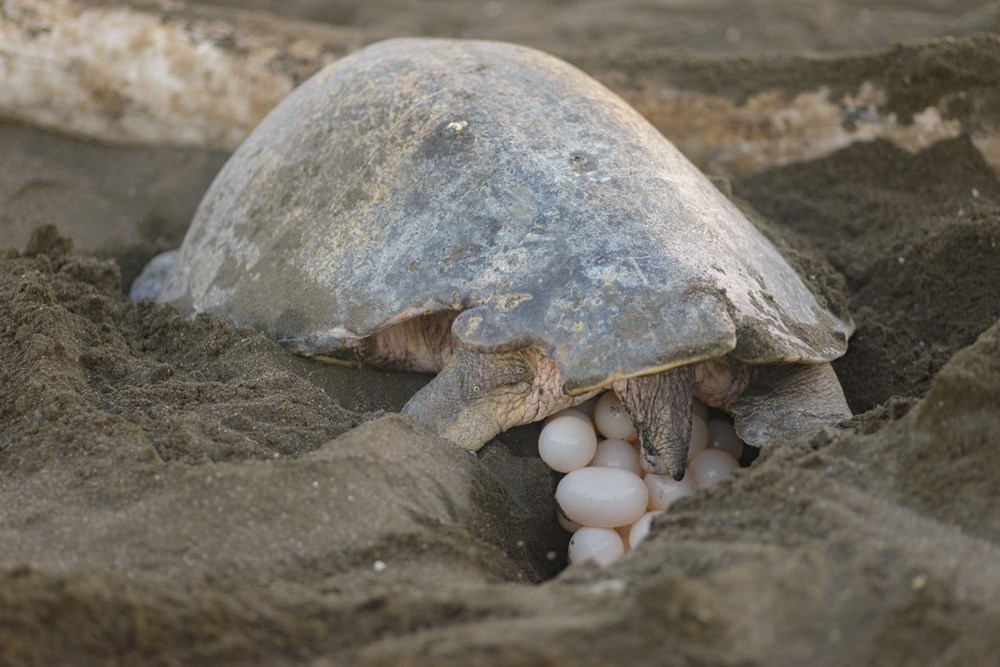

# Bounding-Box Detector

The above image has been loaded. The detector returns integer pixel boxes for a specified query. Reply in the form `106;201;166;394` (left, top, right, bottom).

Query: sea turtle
133;37;854;479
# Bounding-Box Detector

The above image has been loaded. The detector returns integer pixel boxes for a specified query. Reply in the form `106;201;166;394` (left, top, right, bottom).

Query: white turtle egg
687;413;710;461
590;438;642;476
691;398;709;419
593;392;637;441
555;467;648;528
707;418;744;460
644;473;697;510
688;448;739;488
543;407;591;426
628;511;664;549
557;507;582;533
538;415;597;473
568;527;625;566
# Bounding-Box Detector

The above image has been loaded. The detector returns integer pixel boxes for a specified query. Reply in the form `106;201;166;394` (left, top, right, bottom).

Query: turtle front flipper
129;249;180;302
731;363;852;447
401;346;579;451
613;366;695;481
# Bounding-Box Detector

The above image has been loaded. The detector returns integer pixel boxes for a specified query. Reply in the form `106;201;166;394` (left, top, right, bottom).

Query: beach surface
1;1;999;664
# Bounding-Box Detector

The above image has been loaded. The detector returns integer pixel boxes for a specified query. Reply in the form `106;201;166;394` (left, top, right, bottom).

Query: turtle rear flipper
613;367;695;481
402;346;587;451
731;363;851;447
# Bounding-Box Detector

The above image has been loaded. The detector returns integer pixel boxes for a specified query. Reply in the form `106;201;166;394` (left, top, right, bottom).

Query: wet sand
1;1;999;665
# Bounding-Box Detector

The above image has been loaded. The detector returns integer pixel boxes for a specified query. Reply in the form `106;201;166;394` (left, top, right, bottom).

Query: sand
1;1;999;665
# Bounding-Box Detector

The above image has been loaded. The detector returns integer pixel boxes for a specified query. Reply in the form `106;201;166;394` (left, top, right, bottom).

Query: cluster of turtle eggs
539;392;745;566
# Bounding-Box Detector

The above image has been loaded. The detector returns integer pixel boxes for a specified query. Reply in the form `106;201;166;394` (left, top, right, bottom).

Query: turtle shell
160;38;853;393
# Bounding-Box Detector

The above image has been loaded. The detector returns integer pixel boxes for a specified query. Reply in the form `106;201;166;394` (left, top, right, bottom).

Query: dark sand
2;1;1000;665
